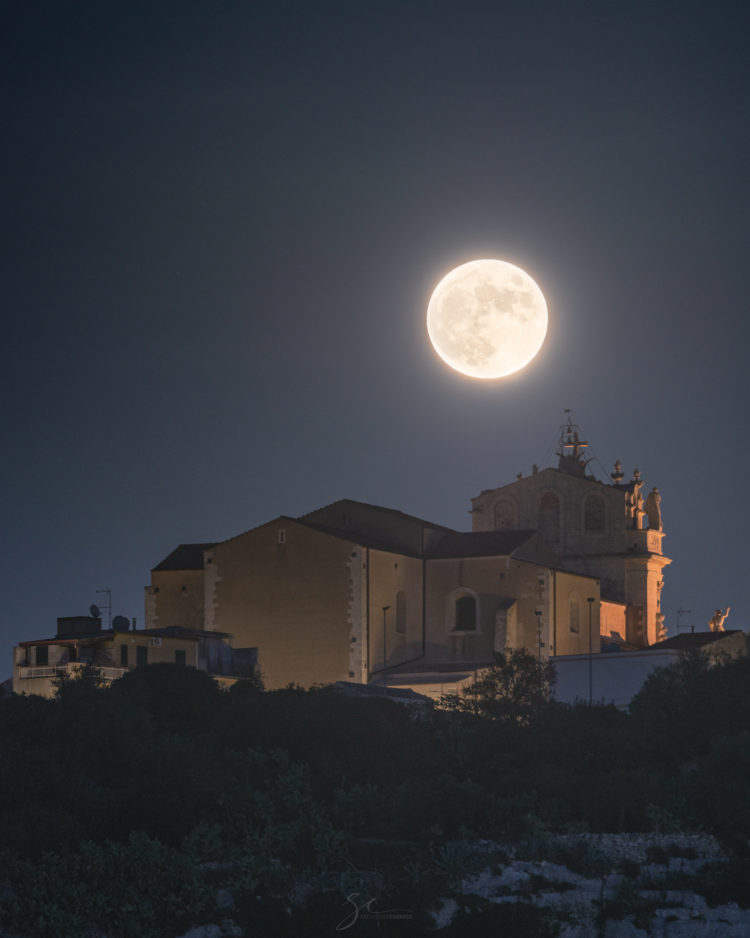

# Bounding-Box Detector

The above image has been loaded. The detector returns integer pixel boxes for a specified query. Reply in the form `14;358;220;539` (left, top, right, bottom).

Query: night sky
4;1;749;668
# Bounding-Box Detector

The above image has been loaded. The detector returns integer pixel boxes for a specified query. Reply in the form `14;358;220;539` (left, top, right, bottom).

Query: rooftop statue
709;607;731;632
644;487;662;531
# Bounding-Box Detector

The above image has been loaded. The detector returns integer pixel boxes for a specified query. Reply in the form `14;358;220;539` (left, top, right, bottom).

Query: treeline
1;652;750;936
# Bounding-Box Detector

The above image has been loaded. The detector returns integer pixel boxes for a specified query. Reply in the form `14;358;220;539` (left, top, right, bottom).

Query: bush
0;832;212;938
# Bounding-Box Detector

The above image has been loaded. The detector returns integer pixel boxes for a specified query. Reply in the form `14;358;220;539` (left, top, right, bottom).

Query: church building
145;419;669;695
470;418;670;647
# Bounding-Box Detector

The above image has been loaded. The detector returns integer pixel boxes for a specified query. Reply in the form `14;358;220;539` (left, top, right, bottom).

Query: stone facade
141;423;676;692
145;500;602;692
470;421;670;647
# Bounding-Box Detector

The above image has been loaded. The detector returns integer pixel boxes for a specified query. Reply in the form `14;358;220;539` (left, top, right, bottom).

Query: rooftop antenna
676;607;692;634
96;587;112;629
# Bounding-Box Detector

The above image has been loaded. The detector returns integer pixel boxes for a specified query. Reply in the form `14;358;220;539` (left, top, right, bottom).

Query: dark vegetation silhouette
1;652;749;935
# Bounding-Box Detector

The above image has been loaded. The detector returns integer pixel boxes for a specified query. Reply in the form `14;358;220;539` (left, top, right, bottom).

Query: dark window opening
455;595;477;631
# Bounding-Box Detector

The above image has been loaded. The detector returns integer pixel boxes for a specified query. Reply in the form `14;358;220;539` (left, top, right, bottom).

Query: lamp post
587;597;595;705
535;610;543;663
382;605;390;694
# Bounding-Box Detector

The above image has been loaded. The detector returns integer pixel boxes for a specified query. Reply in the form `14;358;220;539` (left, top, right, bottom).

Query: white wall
551;649;682;708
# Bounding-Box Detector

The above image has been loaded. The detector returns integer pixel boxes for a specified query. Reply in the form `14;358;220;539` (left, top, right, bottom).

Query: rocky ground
177;832;750;937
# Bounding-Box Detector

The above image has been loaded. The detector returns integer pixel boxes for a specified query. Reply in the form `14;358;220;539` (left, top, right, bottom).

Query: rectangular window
175;649;186;666
35;645;49;666
136;646;148;667
120;644;128;668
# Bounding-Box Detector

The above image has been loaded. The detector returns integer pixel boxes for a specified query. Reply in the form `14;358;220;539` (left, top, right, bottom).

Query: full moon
426;259;548;379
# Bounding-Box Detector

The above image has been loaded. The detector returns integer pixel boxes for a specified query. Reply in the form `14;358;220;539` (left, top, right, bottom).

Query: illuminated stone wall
471;467;670;648
206;519;359;690
145;568;206;632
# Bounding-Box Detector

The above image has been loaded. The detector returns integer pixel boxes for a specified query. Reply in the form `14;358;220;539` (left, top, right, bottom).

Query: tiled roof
295;520;423;556
649;630;743;650
425;530;538;559
298;498;454;533
152;543;216;571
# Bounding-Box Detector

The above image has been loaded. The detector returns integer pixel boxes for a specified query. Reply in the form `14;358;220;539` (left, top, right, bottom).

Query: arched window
584;495;605;531
569;592;580;633
538;492;560;541
455;595;477;631
446;588;480;633
494;498;517;530
395;590;407;635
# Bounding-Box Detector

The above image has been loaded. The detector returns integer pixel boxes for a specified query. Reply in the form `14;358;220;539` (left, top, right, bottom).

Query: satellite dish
90;604;101;618
112;615;129;631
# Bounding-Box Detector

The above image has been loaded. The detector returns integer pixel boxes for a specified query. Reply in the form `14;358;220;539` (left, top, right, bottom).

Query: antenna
96;587;112;629
676;607;692;634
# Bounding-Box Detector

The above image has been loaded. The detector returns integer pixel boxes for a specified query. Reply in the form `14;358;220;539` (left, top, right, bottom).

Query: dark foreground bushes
1;653;749;934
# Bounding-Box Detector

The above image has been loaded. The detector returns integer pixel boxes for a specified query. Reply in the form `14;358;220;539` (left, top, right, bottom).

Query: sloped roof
297;498;455;556
295;519;422;556
649;630;744;651
299;498;454;533
333;681;433;705
425;530;538;558
152;543;216;572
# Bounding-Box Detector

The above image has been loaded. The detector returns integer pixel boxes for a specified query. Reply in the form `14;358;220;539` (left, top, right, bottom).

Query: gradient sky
3;1;748;667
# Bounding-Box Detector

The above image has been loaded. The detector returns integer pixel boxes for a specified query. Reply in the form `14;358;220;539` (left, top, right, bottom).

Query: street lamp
587;597;595;705
382;605;390;694
535;610;543;663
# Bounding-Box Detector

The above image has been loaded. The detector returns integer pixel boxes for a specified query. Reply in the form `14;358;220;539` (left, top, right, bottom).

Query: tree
110;662;222;734
629;651;750;766
440;649;556;724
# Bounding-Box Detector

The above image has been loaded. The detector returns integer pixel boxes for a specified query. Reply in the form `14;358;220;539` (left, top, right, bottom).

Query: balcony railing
16;664;129;682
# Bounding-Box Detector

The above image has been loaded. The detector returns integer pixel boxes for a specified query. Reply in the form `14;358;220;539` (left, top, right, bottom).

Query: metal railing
16;664;129;682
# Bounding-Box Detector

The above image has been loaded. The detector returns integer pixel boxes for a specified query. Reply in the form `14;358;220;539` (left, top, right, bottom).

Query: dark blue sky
3;1;748;663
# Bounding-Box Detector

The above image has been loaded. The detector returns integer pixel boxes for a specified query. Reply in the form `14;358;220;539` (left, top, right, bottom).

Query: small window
569;593;580;633
278;529;286;544
136;646;148;667
35;645;49;666
395;591;407;635
120;644;128;668
455;595;477;632
175;649;186;667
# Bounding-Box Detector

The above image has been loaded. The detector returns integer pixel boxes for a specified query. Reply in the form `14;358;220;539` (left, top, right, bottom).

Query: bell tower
469;414;671;648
